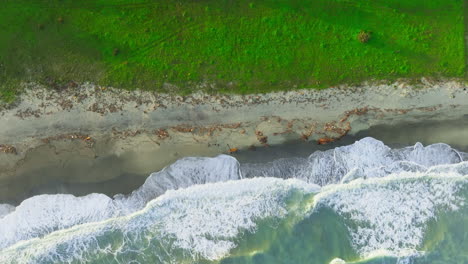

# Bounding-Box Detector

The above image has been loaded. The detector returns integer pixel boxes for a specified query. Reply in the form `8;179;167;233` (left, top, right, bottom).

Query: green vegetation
0;0;465;99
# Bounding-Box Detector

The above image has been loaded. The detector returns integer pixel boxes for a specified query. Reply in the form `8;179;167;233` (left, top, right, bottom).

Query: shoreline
1;79;468;202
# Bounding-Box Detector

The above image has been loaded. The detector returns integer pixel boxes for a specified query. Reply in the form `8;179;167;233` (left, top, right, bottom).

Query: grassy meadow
0;0;465;101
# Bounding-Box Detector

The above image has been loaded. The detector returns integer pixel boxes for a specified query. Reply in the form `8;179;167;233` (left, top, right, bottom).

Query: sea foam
314;165;468;258
0;204;14;218
0;178;319;263
0;155;242;251
241;137;464;186
115;154;242;212
0;193;118;250
1;137;467;263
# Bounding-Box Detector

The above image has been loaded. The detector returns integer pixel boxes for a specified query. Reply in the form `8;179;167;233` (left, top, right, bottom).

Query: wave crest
0;178;319;263
1;137;467;262
314;165;468;257
242;137;464;186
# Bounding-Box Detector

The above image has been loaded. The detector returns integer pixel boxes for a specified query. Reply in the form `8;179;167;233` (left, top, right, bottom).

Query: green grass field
0;0;465;102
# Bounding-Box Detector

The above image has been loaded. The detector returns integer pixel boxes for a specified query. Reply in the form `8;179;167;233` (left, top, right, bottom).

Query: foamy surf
0;204;14;219
0;137;467;263
314;169;467;257
241;137;464;185
0;178;319;263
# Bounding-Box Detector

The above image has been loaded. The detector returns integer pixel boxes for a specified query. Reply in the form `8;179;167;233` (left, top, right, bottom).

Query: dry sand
1;78;468;202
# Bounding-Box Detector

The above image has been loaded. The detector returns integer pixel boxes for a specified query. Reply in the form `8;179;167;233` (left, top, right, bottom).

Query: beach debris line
227;144;238;154
317;122;351;145
255;130;268;146
155;129;170;139
321;104;439;146
317;137;336;145
168;123;244;137
40;133;95;147
340;107;369;123
15;107;41;119
0;144;17;155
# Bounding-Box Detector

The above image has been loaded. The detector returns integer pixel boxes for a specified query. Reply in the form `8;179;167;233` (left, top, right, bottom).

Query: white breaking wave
0;137;467;263
0;155;241;251
0;178;320;263
0;193;118;250
314;164;468;258
329;258;346;264
116;154;242;212
0;204;14;219
241;137;464;186
152;178;318;260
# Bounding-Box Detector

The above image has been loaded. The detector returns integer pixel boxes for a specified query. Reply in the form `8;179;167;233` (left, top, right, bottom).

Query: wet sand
2;116;468;204
1;79;468;203
234;117;468;163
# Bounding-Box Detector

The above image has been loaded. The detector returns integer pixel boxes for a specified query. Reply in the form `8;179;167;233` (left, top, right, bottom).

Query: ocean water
0;137;467;264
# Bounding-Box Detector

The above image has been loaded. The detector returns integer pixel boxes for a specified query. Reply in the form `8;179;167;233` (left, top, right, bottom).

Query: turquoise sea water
0;137;467;264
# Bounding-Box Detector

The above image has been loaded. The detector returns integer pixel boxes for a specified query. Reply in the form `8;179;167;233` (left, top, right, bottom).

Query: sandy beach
1;79;468;202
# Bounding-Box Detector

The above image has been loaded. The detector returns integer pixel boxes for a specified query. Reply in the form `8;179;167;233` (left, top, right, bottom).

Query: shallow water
0;137;467;263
